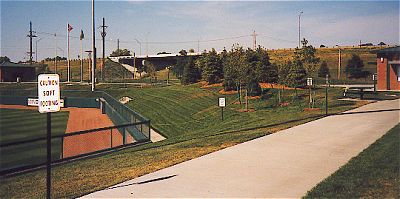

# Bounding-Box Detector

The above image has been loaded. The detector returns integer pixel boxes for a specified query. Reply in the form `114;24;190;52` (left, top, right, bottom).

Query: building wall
377;58;387;90
389;64;400;90
0;67;36;82
377;55;400;91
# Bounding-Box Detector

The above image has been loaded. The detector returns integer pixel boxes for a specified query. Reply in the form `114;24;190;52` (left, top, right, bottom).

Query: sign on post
38;74;60;199
219;97;225;121
307;78;313;86
38;74;61;113
219;97;226;107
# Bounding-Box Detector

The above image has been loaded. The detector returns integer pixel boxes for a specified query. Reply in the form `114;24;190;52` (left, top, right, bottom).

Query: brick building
375;46;400;91
0;62;36;82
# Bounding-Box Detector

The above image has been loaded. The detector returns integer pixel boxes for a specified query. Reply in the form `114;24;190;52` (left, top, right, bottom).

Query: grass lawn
0;108;69;171
0;83;398;198
304;124;400;198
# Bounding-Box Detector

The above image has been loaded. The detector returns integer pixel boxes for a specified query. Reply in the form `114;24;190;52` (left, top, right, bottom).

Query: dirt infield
0;105;134;158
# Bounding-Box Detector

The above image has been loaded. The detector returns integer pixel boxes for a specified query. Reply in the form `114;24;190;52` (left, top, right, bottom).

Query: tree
286;59;307;89
294;38;320;76
0;56;11;63
188;49;195;53
346;54;369;78
110;49;131;57
144;61;157;81
181;57;201;85
223;44;247;91
318;61;330;78
197;48;223;84
171;50;188;78
254;47;278;83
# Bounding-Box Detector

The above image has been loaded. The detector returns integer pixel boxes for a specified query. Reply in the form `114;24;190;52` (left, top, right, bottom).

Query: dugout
0;61;36;82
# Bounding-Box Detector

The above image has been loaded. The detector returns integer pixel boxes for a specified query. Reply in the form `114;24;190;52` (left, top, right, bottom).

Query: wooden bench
343;87;376;100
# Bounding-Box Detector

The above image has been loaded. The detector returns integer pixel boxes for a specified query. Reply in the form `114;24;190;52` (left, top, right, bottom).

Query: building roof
372;46;400;54
0;61;36;68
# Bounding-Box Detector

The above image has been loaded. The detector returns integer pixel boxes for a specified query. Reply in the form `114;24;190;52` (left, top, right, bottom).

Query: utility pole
100;17;107;81
251;30;257;50
35;37;43;62
298;11;303;48
54;33;58;74
135;39;142;56
338;48;341;79
117;39;120;51
92;0;96;91
80;30;85;82
27;21;37;65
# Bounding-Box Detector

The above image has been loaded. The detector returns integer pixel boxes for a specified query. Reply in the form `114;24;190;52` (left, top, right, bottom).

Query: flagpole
91;0;96;92
80;30;83;82
67;22;70;82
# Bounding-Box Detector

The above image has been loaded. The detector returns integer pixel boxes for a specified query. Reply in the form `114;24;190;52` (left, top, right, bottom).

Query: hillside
41;46;382;84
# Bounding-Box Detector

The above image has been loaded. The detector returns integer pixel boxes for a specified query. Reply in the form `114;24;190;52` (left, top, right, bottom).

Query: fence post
148;120;151;141
61;137;64;159
110;128;113;148
122;127;126;145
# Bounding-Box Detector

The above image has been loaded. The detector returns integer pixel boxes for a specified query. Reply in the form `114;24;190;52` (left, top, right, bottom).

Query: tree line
170;38;371;95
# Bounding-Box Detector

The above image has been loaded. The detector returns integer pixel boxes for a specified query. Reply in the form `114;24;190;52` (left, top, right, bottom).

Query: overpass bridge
109;53;201;79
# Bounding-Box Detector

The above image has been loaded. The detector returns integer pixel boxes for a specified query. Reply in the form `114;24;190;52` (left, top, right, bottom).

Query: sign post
307;78;313;108
38;74;61;199
373;73;377;93
219;97;226;121
325;74;329;115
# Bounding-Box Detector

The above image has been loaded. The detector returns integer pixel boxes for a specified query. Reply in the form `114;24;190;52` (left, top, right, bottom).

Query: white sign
28;98;64;107
219;98;226;107
307;78;313;86
38;74;61;113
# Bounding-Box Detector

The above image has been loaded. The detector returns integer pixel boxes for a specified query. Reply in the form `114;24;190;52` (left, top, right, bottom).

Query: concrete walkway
83;99;400;198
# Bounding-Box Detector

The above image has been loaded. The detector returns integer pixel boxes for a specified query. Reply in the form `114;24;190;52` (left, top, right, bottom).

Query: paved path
83;99;400;198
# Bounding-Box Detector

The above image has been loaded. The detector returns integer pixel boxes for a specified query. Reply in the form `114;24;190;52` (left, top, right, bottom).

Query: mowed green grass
0;83;393;198
108;83;367;145
0;108;69;171
304;124;400;198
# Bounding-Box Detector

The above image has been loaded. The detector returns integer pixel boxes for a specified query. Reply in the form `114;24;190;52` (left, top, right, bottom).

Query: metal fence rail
0;121;150;176
0;89;152;176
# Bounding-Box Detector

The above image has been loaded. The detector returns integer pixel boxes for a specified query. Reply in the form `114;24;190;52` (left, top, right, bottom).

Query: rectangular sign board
219;97;226;107
307;78;313;86
28;98;64;107
38;74;61;113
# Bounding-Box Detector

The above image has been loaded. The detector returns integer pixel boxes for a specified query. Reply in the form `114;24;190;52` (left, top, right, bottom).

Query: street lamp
335;45;341;79
298;11;303;48
146;32;150;56
134;39;142;56
35;37;43;62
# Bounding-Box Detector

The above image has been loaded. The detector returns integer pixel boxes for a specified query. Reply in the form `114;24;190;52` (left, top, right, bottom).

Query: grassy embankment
269;46;378;84
0;109;69;171
304;124;400;198
39;46;379;84
1;81;393;198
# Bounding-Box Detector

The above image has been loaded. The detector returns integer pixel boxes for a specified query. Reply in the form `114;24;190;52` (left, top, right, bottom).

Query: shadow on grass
106;174;178;190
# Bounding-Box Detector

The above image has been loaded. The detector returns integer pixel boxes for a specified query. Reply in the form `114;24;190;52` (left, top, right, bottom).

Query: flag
80;30;84;40
68;24;73;32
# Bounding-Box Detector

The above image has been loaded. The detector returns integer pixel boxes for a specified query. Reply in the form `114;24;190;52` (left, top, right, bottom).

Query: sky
1;0;399;62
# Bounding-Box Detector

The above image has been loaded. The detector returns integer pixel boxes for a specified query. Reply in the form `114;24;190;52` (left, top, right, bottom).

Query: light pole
134;39;142;56
298;11;303;48
35;37;43;62
146;32;150;56
91;0;96;91
335;45;341;79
